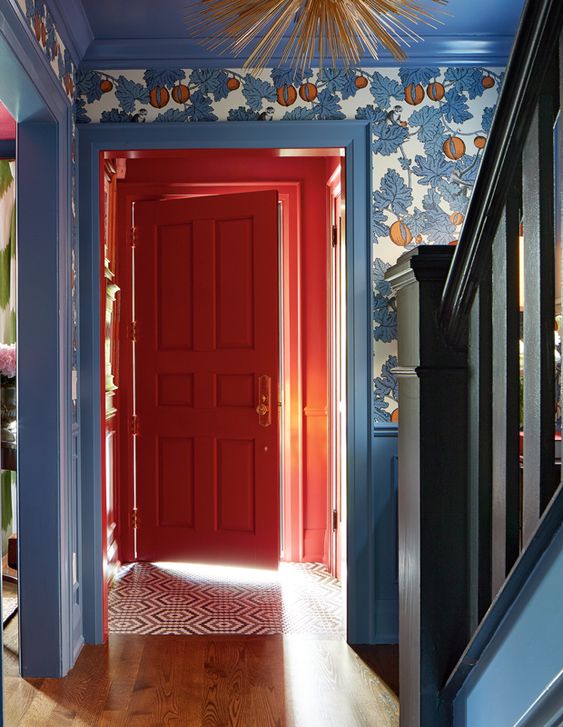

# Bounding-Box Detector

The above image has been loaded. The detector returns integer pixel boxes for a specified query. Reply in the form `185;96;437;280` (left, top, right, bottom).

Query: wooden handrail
439;0;563;348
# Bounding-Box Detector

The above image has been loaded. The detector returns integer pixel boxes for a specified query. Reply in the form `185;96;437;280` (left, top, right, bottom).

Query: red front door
134;191;280;568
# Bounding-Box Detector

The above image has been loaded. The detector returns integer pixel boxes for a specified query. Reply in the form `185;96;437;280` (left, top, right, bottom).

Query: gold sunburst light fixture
188;0;449;71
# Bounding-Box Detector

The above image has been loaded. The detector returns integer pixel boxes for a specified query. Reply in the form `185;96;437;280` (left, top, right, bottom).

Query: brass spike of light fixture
187;0;449;72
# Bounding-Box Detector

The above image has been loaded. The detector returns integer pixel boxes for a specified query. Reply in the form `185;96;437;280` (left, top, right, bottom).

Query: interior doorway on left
0;99;19;645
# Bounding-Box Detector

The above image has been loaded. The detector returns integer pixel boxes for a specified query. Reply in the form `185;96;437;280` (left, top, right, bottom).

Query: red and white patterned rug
109;561;343;635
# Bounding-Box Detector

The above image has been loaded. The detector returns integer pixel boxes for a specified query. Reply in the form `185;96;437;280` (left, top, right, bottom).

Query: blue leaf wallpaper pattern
374;355;399;423
76;65;502;424
16;0;75;100
242;76;277;110
374;170;413;216
144;68;186;90
373;259;397;345
190;69;229;101
398;68;441;86
115;77;150;114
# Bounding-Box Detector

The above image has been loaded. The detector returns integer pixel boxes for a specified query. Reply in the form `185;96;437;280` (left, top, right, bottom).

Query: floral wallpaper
16;0;75;100
76;65;501;425
9;0;503;427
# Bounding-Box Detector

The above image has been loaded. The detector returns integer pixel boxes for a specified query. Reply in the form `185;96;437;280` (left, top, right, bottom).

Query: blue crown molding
80;34;514;70
44;0;93;65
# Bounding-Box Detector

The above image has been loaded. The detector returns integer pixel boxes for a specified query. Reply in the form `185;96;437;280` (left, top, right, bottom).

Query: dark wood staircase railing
386;0;563;723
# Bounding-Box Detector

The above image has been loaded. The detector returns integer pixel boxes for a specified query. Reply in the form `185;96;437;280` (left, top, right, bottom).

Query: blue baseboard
514;669;563;727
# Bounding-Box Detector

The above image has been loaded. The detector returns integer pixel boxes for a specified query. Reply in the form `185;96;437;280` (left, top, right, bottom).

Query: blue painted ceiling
82;0;523;42
57;0;527;68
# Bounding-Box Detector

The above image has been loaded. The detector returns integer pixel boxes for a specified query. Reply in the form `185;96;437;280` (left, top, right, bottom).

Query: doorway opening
100;148;348;637
0;101;18;670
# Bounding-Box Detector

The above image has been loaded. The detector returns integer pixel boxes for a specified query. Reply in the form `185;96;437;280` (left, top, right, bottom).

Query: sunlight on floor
110;561;343;635
155;560;279;584
282;637;400;726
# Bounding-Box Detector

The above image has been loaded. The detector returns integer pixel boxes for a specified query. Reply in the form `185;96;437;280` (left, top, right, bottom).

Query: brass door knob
256;375;272;427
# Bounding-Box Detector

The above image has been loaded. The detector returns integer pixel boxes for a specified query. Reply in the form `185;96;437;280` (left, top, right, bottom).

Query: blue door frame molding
78;120;375;644
0;0;76;678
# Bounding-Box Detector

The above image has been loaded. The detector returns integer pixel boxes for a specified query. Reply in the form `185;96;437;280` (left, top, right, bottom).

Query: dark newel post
386;247;469;727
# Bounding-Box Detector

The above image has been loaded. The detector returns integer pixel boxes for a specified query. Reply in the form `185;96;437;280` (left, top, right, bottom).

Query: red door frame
327;160;346;580
98;161;108;637
113;179;306;565
100;151;343;621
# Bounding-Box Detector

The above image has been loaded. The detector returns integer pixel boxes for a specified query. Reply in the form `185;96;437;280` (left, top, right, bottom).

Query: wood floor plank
246;636;285;727
45;645;111;727
4;677;46;726
100;634;145;721
333;642;399;726
6;680;61;727
201;640;250;727
4;630;399;726
168;635;206;725
353;645;399;697
127;638;181;725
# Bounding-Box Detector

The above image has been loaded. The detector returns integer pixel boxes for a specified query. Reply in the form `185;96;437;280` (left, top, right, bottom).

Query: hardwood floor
3;622;399;726
353;645;399;698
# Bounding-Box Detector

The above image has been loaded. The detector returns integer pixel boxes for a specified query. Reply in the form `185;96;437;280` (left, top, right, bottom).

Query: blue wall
454;524;563;726
372;424;399;642
0;0;79;676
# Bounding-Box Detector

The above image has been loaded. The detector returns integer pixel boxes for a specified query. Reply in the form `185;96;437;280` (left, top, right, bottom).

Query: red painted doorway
100;149;347;635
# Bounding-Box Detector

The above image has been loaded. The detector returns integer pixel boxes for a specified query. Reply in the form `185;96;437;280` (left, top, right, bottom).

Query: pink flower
0;344;16;378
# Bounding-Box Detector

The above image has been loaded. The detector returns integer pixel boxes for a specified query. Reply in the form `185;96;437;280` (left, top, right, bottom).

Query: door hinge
331;224;338;247
130;414;140;436
332;509;338;531
128;320;137;342
130;226;137;248
130;507;140;530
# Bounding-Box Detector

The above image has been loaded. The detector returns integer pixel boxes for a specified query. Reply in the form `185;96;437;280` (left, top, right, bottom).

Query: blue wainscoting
371;424;399;643
454;523;563;727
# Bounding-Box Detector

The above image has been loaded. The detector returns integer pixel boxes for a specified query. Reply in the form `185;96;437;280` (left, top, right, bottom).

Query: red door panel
134;191;279;568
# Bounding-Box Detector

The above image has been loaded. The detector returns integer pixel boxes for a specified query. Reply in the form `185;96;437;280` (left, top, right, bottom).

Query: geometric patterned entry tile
109;561;343;636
